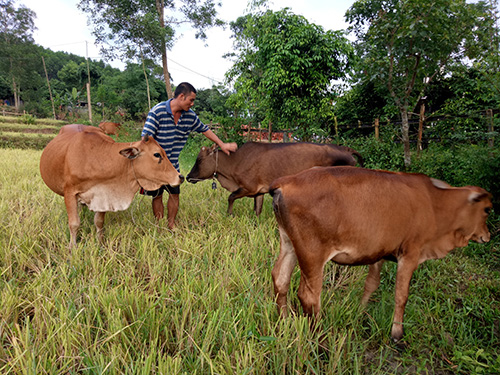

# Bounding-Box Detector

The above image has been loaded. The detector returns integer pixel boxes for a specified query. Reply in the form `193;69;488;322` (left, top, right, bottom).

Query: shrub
20;114;36;125
411;144;500;209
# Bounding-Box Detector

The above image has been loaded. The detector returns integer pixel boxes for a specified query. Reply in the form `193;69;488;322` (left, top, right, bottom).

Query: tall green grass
0;148;499;374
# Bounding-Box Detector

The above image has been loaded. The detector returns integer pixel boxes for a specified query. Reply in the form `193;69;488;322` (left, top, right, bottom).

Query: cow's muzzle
186;175;202;183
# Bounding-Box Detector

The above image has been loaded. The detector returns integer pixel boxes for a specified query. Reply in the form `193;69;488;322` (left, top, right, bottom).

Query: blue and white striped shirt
141;99;209;171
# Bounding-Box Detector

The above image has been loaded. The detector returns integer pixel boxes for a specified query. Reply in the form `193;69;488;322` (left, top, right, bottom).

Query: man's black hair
174;82;197;98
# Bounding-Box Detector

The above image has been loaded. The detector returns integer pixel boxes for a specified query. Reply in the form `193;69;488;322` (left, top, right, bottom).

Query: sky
19;0;355;90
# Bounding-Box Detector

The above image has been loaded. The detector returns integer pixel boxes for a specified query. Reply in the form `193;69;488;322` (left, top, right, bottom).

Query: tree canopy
226;8;354;140
345;0;495;167
77;0;225;99
0;0;37;109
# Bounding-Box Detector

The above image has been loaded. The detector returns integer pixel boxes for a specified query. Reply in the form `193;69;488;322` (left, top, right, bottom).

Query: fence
1;106;25;117
212;108;497;147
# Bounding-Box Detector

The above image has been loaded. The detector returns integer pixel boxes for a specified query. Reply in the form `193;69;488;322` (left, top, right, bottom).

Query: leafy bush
20;114;36;125
411;144;500;208
343;124;406;171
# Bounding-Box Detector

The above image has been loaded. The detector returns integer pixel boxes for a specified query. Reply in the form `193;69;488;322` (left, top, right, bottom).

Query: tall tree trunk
162;51;173;99
156;0;173;99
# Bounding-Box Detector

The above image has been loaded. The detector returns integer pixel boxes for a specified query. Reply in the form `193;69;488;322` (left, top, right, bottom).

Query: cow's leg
152;194;164;219
361;260;385;305
227;188;249;215
297;268;324;318
272;227;297;317
166;193;179;229
64;193;80;249
391;257;418;341
94;212;105;244
254;195;264;216
295;248;325;318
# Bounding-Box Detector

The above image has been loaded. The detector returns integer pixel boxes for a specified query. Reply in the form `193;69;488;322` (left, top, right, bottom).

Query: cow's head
186;144;218;183
453;186;492;245
119;134;184;190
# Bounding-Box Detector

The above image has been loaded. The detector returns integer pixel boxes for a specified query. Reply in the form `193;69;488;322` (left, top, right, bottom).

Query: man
141;82;238;229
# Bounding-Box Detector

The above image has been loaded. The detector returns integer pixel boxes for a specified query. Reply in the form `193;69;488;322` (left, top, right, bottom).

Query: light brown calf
40;124;183;248
270;166;492;342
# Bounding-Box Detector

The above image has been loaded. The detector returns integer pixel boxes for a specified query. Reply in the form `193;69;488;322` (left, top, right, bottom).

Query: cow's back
271;166;437;257
40;124;114;196
233;142;358;187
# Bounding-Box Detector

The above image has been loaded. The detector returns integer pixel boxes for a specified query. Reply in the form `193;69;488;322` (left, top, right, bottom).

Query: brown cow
186;142;363;216
40;124;183;248
270;166;492;342
99;122;124;136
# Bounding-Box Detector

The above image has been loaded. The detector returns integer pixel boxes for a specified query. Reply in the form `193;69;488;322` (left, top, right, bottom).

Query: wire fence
212;108;498;146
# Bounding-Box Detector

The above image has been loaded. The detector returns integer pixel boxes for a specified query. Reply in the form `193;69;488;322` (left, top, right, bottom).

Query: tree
0;0;36;109
77;0;224;99
193;85;231;122
346;0;494;167
226;8;354;140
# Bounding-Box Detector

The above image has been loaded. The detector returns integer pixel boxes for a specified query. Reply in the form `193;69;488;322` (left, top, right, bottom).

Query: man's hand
220;142;238;155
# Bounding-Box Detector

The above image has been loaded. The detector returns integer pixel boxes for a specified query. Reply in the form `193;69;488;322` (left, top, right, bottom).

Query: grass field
0;121;499;374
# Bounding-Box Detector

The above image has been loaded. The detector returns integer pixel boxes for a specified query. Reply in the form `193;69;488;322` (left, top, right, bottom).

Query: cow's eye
154;153;163;164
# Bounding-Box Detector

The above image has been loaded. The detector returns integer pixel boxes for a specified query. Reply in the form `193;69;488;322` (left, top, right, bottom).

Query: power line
168;57;224;85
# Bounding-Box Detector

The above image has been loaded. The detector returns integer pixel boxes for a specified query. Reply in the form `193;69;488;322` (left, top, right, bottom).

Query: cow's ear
120;147;140;160
468;191;490;203
431;178;451;189
208;144;218;155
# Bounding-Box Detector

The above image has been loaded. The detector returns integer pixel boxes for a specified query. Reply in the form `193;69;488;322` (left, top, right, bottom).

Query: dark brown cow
99;122;124;136
40;124;183;248
186;142;363;216
270;166;492;342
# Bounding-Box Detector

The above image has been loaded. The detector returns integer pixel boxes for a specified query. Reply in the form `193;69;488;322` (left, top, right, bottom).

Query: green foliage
334;81;391;126
19;113;35;125
344;124;406;171
345;0;495;167
77;0;224;98
0;1;39;108
193;85;232;123
227;8;354;140
411;143;500;209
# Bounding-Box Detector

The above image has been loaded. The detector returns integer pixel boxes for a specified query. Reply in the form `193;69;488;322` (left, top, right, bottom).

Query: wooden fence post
268;121;272;142
374;118;379;140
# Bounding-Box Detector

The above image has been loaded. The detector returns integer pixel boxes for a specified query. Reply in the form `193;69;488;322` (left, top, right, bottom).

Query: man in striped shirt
141;82;237;229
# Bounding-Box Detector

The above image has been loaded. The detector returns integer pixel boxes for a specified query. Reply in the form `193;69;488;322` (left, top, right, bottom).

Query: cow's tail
335;145;364;167
351;150;364;167
342;146;364;167
270;183;286;225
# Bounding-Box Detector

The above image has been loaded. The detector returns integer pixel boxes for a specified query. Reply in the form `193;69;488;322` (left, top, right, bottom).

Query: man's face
180;92;196;111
